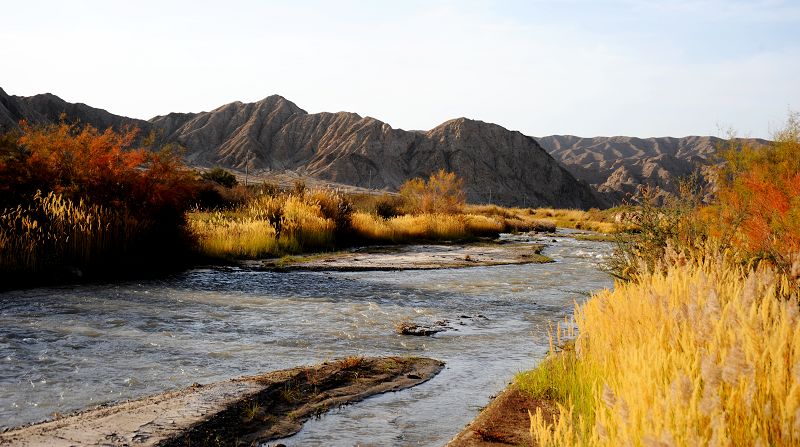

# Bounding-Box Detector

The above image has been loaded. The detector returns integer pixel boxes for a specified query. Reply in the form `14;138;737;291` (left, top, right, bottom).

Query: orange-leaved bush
0;121;199;279
0;121;197;222
708;112;800;272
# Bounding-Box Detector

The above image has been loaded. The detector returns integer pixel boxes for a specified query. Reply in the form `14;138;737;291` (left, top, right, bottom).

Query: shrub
375;194;402;219
201;167;238;188
607;178;706;281
194;183;251;210
706;112;800;272
190;189;342;258
0;122;199;278
292;179;307;197
307;189;354;237
610;113;800;280
399;169;465;214
0;121;197;223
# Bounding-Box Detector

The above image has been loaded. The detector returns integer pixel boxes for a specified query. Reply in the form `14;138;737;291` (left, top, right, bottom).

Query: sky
2;0;799;138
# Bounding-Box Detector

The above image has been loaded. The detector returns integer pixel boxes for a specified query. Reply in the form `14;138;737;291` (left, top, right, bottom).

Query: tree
0;121;198;224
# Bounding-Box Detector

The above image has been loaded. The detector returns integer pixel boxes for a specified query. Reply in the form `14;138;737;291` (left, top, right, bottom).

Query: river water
0;233;613;445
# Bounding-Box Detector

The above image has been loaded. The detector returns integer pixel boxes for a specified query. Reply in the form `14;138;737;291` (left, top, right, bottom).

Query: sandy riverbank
243;241;553;272
447;383;558;447
0;357;444;447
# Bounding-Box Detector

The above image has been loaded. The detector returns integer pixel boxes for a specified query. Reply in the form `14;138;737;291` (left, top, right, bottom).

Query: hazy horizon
3;0;799;139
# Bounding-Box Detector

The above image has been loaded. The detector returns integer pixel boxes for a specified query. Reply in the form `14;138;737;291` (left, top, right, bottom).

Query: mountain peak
0;87;605;208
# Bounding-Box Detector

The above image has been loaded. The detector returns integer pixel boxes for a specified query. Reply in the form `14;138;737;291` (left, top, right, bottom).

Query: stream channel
0;232;614;445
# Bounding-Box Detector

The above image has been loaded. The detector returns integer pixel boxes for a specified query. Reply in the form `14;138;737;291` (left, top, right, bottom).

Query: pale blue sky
3;0;798;138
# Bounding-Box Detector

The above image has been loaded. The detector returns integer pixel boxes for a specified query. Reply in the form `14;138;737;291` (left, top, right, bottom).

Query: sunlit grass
525;248;800;446
190;187;617;259
350;212;468;242
189;212;279;258
190;188;576;259
189;190;339;259
528;207;625;233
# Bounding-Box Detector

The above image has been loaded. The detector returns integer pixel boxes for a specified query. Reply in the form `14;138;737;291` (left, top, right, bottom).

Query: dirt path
247;242;552;272
447;383;558;447
0;357;444;447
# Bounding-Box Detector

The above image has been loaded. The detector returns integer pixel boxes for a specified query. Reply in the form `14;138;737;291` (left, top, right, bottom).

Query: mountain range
2;87;761;208
537;135;768;203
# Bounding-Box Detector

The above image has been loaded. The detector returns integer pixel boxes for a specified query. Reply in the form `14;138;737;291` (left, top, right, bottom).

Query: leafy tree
0;121;200;277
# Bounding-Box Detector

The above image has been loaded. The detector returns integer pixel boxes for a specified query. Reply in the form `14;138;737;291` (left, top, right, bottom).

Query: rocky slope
537;135;769;203
0;87;151;134
150;97;602;208
1;86;622;209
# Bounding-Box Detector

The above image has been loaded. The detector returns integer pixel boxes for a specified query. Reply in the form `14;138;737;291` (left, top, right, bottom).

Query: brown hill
537;135;769;203
0;87;151;134
0;88;603;209
149;96;603;208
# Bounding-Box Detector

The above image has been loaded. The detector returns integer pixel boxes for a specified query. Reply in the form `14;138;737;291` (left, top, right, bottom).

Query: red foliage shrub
707;112;800;269
0;121;200;280
0;121;197;223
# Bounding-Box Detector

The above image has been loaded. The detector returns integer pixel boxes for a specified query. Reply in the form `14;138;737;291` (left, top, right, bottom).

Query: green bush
201;167;238;188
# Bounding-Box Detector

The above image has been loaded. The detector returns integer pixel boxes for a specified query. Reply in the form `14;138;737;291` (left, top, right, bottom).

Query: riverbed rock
396;320;451;336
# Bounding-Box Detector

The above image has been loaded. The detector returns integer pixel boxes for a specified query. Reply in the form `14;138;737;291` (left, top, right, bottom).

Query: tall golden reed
188;189;340;258
0;191;143;274
527;249;800;446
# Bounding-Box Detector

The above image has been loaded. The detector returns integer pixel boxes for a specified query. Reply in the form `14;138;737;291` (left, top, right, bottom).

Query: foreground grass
519;251;800;446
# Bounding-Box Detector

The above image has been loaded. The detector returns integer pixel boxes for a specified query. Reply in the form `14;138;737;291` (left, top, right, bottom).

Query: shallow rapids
0;232;613;445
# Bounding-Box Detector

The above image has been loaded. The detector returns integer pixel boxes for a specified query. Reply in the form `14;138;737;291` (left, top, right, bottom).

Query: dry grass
527;207;624;234
467;204;619;233
465;204;558;233
188;212;279;258
350;211;549;243
524;248;800;446
350;212;469;242
335;356;365;370
190;187;607;259
189;189;340;259
0;191;144;274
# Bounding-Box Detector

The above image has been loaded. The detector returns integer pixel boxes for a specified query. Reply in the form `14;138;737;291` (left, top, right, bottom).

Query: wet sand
247;242;552;272
447;383;558;447
0;357;444;447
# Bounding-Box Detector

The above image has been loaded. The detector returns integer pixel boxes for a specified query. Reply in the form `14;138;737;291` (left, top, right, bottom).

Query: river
0;233;613;445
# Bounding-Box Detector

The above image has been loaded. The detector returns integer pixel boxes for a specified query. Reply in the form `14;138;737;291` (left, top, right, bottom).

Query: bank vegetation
0;122;618;287
519;112;800;446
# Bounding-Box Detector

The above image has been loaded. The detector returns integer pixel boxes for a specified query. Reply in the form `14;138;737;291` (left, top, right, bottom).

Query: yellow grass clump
189;189;339;259
529;207;624;233
524;252;800;446
0;191;143;274
188;212;278;258
350;212;470;242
